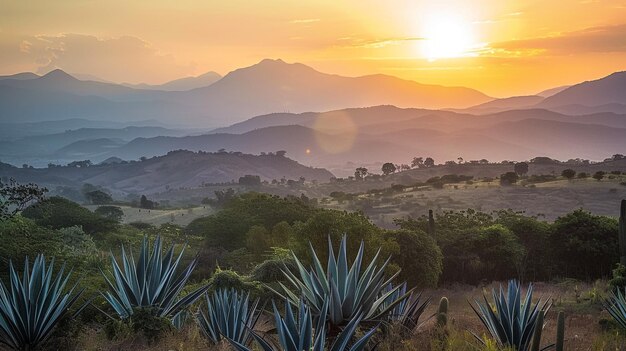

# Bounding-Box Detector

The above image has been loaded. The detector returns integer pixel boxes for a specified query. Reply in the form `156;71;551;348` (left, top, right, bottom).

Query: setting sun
421;13;476;60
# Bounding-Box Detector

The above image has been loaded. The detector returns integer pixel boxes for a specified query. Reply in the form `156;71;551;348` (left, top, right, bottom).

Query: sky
1;0;626;97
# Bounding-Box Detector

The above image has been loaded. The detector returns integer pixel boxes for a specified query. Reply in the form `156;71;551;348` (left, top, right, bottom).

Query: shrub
22;196;116;234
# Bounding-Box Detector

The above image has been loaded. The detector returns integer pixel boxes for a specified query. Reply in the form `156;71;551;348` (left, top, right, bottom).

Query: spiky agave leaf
196;288;263;345
604;287;626;329
379;283;431;332
0;255;83;351
101;235;209;321
469;280;552;351
226;299;377;351
275;235;412;326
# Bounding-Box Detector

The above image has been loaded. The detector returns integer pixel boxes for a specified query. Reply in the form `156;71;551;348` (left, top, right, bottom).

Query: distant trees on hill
139;195;157;209
354;167;367;180
84;190;113;205
514;162;529;176
381;163;396;175
500;172;519;185
561;169;576;180
238;175;261;187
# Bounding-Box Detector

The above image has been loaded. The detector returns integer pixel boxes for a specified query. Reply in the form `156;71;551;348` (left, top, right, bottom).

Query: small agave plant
470;280;551;351
227;299;377;351
196;289;263;346
276;235;412;327
101;236;209;322
0;255;83;351
603;287;626;329
380;283;431;332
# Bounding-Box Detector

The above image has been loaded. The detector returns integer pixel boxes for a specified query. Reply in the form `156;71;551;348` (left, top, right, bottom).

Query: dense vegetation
0;183;625;350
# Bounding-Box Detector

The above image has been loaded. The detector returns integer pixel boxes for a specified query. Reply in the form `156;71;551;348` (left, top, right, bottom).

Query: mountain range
0;61;625;178
0;59;492;127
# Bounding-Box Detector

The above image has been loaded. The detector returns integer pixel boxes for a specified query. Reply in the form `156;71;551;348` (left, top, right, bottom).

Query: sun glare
421;13;475;60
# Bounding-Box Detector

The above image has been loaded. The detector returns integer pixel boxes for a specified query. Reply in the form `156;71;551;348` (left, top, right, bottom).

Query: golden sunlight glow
420;13;476;60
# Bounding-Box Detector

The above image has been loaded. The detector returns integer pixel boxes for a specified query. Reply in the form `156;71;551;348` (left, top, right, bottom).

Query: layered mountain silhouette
123;71;222;91
0;59;491;126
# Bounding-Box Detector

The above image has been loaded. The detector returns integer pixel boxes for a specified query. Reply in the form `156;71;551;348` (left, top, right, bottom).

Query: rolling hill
0;150;333;194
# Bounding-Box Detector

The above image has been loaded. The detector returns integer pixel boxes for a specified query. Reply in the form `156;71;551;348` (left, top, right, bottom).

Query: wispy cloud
14;33;193;83
289;18;320;24
484;23;626;57
344;37;424;49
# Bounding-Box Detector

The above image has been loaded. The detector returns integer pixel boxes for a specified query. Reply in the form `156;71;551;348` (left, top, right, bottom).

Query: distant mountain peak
40;69;77;82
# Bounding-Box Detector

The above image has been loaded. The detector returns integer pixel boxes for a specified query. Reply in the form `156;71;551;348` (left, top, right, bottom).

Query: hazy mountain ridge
0;59;492;126
123;71;222;91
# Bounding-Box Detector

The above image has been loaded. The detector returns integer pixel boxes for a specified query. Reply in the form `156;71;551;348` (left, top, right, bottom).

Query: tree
514;162;529;176
475;224;524;281
593;171;605;181
457;157;464;164
424;157;435;168
246;225;272;255
384;229;443;288
238;175;261;186
275;150;287;157
84;190;113;205
561;169;576;180
0;178;48;220
445;160;457;166
139;195;157;209
94;205;124;222
411;157;424;168
354;167;368;180
22;196;116;234
381;162;396;175
550;209;618;279
500;172;519;185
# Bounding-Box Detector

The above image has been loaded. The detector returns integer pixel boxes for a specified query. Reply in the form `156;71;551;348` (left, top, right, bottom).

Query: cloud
487;23;626;57
289;18;320;24
345;37;424;49
10;33;194;83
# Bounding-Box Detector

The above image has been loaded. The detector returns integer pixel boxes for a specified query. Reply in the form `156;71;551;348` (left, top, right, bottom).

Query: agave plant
380;283;431;332
227;299;377;351
196;289;263;345
276;235;411;326
101;236;209;321
0;255;83;351
470;280;551;351
603;287;626;329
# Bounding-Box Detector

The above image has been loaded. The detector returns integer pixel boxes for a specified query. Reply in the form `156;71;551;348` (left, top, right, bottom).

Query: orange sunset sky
1;0;626;96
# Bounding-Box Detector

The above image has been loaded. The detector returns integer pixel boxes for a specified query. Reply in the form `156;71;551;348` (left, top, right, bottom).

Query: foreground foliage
470;280;551;351
227;299;377;351
276;236;411;327
0;255;82;351
101;236;209;321
196;288;262;345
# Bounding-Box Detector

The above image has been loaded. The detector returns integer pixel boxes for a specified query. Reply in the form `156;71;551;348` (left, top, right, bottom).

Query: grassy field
320;176;626;227
86;205;214;226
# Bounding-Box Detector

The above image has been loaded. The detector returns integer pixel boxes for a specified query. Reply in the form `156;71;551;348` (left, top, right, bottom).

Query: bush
500;172;519;185
22;196;117;234
550;209;618;279
94;205;124;222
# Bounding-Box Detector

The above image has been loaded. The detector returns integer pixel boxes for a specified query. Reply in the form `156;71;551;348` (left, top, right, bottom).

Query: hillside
538;71;626;109
0;150;334;195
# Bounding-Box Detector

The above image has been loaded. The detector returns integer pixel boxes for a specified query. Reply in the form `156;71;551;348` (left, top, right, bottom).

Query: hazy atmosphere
1;1;626;351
